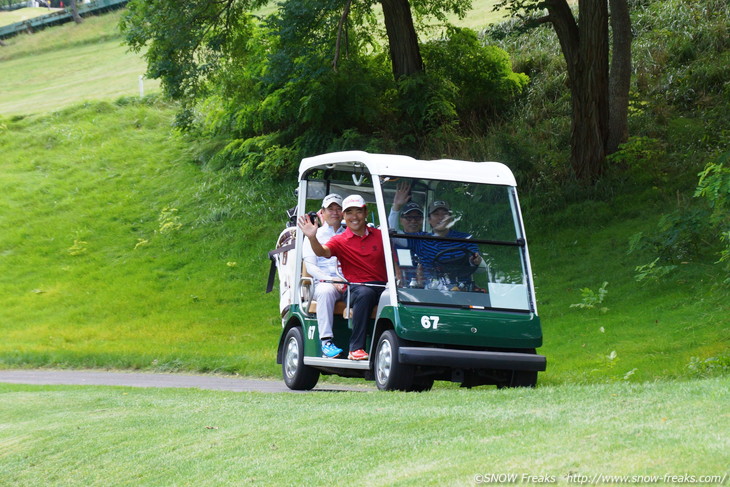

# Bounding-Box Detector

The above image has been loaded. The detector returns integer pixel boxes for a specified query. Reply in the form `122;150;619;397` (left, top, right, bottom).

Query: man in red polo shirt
298;194;386;361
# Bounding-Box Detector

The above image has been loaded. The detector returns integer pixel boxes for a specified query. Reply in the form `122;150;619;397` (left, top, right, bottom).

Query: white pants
313;282;345;340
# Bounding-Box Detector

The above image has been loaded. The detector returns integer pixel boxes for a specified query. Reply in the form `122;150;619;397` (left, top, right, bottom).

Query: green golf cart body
270;151;546;391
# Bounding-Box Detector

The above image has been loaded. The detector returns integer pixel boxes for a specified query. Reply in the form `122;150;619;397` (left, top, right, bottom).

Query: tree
377;0;473;78
608;0;631;154
122;0;472;97
121;0;529;176
70;0;83;24
496;0;632;183
380;0;424;78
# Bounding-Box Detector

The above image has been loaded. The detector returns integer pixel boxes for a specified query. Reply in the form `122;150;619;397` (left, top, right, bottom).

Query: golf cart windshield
380;177;533;312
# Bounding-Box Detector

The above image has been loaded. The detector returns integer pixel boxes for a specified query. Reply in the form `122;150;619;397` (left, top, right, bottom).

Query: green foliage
628;206;713;264
158;207;183;234
478;0;729;204
633;0;730;109
687;354;730;378
633;258;677;283
695;151;730;277
607;136;667;186
479;19;572;195
569;282;609;313
190;17;530;178
120;0;266;102
422;26;529;123
623;149;728;284
120;1;529;178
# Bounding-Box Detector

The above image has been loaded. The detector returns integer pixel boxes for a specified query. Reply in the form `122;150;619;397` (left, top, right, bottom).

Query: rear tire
374;330;415;391
282;326;319;390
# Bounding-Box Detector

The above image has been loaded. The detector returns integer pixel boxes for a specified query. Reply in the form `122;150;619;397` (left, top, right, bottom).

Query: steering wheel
432;247;478;278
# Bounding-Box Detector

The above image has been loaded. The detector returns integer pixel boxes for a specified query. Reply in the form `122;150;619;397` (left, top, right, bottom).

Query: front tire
374;330;415;391
282;326;320;390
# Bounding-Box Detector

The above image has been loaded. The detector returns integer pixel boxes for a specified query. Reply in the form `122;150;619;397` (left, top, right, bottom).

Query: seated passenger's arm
465;237;482;266
303;255;332;282
388;208;400;232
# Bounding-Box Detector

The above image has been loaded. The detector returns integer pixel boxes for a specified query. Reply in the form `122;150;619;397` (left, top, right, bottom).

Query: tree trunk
607;0;631;154
71;0;83;24
545;0;609;183
380;0;423;79
332;0;352;71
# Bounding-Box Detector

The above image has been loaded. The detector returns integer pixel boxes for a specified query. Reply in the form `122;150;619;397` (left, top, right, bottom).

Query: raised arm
298;215;332;258
392;181;411;212
389;181;411;232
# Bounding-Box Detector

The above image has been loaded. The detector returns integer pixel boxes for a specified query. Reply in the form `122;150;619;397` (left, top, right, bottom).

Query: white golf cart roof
298;151;517;187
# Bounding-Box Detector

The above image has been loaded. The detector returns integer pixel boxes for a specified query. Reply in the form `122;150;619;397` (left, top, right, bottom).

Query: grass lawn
0;38;159;116
1;377;728;486
0;7;62;27
0;10;159;117
1;96;728;386
0;100;288;377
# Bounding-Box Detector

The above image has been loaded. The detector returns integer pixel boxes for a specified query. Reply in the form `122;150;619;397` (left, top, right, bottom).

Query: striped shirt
408;230;479;271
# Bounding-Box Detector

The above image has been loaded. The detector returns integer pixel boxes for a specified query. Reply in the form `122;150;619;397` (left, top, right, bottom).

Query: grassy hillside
0;100;289;376
0;3;508;117
0;2;728;386
1;98;727;385
0;10;159;116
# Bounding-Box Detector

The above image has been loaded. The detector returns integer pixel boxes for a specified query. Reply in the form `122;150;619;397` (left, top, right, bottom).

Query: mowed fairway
0;10;159;117
0;378;728;486
0;378;730;487
0;38;158;116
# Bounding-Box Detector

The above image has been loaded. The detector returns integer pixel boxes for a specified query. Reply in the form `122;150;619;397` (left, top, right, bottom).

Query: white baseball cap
342;194;366;211
322;193;343;209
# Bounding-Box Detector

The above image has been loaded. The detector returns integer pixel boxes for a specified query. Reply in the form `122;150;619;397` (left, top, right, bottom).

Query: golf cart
268;151;546;391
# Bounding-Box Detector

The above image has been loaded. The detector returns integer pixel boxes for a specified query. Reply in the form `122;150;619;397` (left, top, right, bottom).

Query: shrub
628;206;713;264
695;151;730;279
422;26;530;124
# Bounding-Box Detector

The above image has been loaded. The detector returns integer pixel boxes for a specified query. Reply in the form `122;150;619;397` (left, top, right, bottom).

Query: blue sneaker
321;341;343;358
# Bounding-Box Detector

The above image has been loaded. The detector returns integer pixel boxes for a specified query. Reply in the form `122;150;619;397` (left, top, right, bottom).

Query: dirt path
0;369;373;393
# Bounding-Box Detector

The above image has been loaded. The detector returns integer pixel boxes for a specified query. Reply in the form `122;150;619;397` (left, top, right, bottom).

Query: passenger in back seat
302;193;346;358
299;194;387;362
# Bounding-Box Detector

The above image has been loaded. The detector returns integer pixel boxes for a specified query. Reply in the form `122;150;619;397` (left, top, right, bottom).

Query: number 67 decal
421;315;440;329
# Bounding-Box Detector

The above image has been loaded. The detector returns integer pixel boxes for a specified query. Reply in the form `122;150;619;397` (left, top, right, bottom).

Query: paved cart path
0;369;373;393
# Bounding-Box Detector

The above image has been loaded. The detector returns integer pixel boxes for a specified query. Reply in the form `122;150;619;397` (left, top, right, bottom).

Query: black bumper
399;347;547;372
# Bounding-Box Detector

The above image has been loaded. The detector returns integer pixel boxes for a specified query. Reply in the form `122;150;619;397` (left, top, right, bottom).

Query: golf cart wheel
282;326;319;390
374;330;415;391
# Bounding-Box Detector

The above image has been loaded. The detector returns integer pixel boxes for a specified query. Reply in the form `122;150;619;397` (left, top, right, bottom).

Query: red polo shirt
325;226;387;283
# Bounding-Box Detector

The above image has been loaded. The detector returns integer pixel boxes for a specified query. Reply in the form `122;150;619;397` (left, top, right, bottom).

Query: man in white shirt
302;194;346;358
